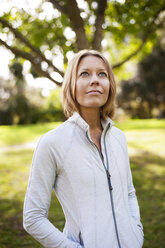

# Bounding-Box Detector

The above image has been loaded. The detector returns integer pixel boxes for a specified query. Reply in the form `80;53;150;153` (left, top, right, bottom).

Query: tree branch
112;44;144;69
0;38;62;86
0;17;64;77
112;4;165;69
92;0;107;51
48;0;68;15
66;0;89;50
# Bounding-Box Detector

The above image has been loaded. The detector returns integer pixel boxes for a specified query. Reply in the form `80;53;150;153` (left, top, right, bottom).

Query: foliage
0;74;45;125
0;0;164;85
42;87;63;122
0;119;165;247
117;43;165;118
9;62;23;80
0;0;165;124
0;73;64;125
45;87;62;110
0;59;64;125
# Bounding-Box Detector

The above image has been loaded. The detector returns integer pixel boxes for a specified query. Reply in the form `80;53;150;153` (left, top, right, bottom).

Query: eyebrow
78;68;107;71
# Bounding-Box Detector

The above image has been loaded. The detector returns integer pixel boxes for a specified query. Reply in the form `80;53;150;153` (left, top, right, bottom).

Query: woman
23;49;144;248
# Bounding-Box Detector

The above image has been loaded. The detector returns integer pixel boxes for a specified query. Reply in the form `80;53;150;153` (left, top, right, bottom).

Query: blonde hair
61;49;116;120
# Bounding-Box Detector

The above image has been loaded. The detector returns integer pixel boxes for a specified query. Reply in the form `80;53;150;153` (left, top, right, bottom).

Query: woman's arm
127;166;143;230
23;134;82;248
123;135;143;231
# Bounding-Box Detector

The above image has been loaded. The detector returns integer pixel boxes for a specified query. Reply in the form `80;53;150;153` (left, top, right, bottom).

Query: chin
81;104;105;109
83;101;106;108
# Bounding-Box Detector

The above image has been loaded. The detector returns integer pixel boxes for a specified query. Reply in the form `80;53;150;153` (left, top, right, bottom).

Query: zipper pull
106;170;113;191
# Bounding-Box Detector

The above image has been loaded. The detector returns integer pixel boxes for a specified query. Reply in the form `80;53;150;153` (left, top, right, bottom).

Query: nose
89;73;99;86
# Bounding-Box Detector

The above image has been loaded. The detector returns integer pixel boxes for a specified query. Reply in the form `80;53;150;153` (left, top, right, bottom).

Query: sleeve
123;135;144;231
23;134;82;248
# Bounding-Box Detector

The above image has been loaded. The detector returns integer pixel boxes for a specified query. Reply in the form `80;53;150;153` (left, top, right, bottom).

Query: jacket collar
67;112;114;132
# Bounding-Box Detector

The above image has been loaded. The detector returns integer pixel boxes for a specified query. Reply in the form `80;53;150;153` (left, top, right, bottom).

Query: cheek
104;82;110;99
75;80;84;102
76;83;82;95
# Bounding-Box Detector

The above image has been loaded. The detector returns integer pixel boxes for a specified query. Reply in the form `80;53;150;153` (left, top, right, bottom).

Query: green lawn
0;119;165;248
0;122;61;147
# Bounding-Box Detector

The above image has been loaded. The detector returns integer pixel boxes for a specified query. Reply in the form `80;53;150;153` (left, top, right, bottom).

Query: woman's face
76;55;110;113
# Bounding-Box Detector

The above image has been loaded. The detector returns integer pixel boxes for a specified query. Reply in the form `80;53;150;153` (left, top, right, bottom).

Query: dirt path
0;141;37;152
0;141;144;157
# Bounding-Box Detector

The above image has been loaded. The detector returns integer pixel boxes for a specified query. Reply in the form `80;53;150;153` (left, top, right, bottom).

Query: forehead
78;55;108;70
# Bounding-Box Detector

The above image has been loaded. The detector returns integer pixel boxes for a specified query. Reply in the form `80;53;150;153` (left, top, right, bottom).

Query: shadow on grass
130;151;165;248
131;150;165;167
0;193;64;248
0;198;39;248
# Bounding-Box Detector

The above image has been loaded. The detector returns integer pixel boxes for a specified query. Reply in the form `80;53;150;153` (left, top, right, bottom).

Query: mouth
87;90;102;94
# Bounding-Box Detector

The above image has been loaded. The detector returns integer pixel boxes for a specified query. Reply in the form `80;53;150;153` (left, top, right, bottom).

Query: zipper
86;124;121;248
79;232;84;246
104;128;121;248
106;169;113;190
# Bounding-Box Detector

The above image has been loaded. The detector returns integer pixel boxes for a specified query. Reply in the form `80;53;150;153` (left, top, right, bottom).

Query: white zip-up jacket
23;112;144;248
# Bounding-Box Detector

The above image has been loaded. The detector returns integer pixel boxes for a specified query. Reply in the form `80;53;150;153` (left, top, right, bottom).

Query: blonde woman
23;50;144;248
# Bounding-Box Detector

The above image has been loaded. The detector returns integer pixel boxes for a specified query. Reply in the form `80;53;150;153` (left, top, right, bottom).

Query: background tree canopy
0;0;165;85
117;43;165;118
0;0;165;124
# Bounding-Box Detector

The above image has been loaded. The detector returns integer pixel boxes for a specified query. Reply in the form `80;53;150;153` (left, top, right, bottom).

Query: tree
0;0;165;85
117;42;165;118
0;69;45;125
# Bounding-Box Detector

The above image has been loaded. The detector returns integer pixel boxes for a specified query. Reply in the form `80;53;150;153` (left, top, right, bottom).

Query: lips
87;90;102;94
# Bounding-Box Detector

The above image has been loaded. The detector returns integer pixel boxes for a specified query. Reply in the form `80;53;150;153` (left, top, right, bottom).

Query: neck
79;107;102;130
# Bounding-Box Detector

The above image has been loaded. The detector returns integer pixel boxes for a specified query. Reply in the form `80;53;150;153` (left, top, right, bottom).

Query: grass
0;149;64;248
0;122;61;147
0;119;165;248
1;118;164;147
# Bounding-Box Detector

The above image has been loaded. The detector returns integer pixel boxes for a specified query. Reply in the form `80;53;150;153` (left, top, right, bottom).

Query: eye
80;71;89;77
98;72;107;77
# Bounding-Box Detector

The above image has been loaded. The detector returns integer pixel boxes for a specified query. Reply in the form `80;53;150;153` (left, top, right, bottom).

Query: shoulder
37;120;76;151
111;126;126;139
109;126;127;149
